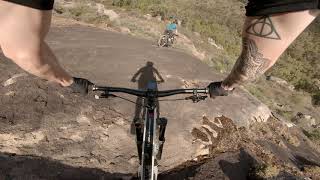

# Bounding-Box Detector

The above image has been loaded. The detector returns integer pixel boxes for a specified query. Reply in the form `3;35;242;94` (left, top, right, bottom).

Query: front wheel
158;35;168;47
169;36;175;46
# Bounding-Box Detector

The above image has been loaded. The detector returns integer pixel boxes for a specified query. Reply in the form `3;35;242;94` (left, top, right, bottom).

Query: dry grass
54;1;112;26
251;164;280;179
303;165;320;177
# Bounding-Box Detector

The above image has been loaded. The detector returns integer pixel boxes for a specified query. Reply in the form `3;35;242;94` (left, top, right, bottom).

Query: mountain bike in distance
157;33;177;47
93;81;208;180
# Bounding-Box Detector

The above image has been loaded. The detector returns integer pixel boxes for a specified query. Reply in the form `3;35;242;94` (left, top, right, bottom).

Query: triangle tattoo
246;16;281;40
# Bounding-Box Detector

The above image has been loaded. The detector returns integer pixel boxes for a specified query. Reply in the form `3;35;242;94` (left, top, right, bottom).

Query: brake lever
185;95;208;103
94;92;116;99
198;95;208;100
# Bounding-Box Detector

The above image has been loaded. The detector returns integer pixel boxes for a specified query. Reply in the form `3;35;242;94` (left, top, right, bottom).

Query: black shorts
4;0;54;10
246;0;320;16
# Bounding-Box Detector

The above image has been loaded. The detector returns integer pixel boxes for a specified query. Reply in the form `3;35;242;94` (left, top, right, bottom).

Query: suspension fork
135;117;143;163
157;117;167;160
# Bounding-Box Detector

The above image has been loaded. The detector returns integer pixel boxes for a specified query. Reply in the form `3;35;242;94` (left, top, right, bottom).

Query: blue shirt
166;23;177;31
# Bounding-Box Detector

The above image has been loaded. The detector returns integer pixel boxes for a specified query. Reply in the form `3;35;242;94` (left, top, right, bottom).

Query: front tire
158;35;168;47
140;108;158;180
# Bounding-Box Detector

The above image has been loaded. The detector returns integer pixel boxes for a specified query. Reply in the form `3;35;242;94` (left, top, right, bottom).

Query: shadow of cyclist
130;61;165;134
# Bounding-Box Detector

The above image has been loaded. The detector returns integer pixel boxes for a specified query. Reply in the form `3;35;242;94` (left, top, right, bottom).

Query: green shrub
295;79;317;92
112;0;132;7
303;129;320;141
56;1;111;25
250;164;280;179
312;91;320;106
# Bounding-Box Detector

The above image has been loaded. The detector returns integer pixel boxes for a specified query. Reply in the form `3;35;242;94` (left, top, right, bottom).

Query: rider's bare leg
0;1;73;87
222;9;320;89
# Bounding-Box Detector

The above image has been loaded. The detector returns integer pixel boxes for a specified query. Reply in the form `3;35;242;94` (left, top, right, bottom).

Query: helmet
168;16;178;24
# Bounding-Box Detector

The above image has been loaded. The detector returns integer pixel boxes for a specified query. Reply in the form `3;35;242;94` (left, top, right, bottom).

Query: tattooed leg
221;10;319;90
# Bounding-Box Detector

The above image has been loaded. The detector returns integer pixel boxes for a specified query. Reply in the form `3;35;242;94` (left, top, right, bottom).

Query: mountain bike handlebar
92;85;208;98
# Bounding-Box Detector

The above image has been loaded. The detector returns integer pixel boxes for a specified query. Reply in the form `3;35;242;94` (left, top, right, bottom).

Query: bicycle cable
107;94;148;108
158;98;187;101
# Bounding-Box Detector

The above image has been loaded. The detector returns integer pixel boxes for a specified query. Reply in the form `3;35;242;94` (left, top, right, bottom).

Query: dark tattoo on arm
223;38;271;87
246;16;281;40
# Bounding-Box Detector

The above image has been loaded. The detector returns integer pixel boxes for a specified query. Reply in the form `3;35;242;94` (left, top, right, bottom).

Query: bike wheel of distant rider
140;81;159;180
158;34;169;47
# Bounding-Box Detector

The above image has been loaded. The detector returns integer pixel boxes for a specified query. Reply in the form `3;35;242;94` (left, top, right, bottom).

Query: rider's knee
2;43;42;63
2;43;48;73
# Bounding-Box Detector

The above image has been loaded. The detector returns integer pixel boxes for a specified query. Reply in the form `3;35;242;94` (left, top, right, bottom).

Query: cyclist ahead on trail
164;18;178;37
158;18;178;47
